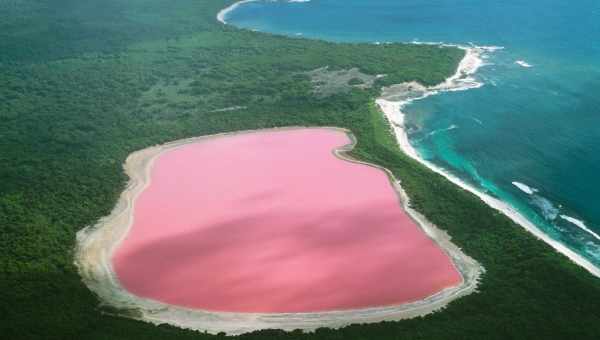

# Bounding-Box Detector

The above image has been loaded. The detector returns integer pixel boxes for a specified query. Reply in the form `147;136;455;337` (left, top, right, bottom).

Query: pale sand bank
113;129;462;313
75;127;482;335
377;92;600;280
376;41;600;279
217;0;257;24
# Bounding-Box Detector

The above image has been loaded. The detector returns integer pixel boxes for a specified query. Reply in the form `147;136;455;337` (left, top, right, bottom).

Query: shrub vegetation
1;1;599;339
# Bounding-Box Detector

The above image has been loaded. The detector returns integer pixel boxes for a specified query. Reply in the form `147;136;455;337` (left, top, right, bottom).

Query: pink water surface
113;129;461;313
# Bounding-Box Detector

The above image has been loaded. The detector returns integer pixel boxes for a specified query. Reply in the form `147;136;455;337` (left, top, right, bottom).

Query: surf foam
515;60;533;68
560;215;600;241
512;181;538;195
531;195;559;221
429;125;458;136
376;45;600;279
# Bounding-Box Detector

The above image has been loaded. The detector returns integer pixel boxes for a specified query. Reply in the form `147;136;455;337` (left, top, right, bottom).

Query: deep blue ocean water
226;0;600;267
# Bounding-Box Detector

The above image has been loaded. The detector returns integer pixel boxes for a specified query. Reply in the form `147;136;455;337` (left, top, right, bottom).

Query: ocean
224;0;600;268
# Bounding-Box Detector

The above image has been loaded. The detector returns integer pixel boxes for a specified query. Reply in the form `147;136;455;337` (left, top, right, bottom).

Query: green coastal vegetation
1;1;599;339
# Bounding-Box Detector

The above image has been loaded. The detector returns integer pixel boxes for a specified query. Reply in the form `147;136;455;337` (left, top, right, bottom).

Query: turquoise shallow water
226;0;600;267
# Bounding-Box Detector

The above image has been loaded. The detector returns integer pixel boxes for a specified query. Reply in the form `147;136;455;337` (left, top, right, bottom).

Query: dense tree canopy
1;1;599;339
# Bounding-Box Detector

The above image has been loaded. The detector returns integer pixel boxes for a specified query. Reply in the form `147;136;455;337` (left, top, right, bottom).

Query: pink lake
113;129;461;313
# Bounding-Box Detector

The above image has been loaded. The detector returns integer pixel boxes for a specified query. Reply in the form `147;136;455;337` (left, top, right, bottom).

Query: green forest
1;1;599;339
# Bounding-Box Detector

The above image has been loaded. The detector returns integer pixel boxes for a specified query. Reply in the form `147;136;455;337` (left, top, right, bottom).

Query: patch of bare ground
307;67;384;97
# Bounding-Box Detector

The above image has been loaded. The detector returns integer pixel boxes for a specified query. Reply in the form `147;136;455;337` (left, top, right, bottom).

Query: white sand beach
376;46;600;279
217;0;257;24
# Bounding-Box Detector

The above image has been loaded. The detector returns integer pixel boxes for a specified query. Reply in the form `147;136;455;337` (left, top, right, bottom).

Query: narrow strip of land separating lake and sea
73;2;599;336
219;0;600;277
6;1;600;339
75;127;482;335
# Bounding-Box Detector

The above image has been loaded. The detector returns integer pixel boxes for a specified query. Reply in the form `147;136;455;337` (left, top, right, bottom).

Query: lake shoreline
74;127;482;335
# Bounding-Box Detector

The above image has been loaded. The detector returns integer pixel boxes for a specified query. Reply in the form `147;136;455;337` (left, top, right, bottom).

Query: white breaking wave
414;124;459;143
378;94;600;278
377;44;501;158
585;242;600;258
531;195;559;221
560;215;600;241
382;44;503;109
375;41;600;278
216;0;600;277
512;181;538;195
428;124;459;137
377;45;600;277
511;181;600;242
470;117;483;125
515;60;533;68
431;44;498;91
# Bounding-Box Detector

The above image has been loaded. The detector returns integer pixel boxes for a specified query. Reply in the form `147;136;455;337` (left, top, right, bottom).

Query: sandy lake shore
75;127;482;335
